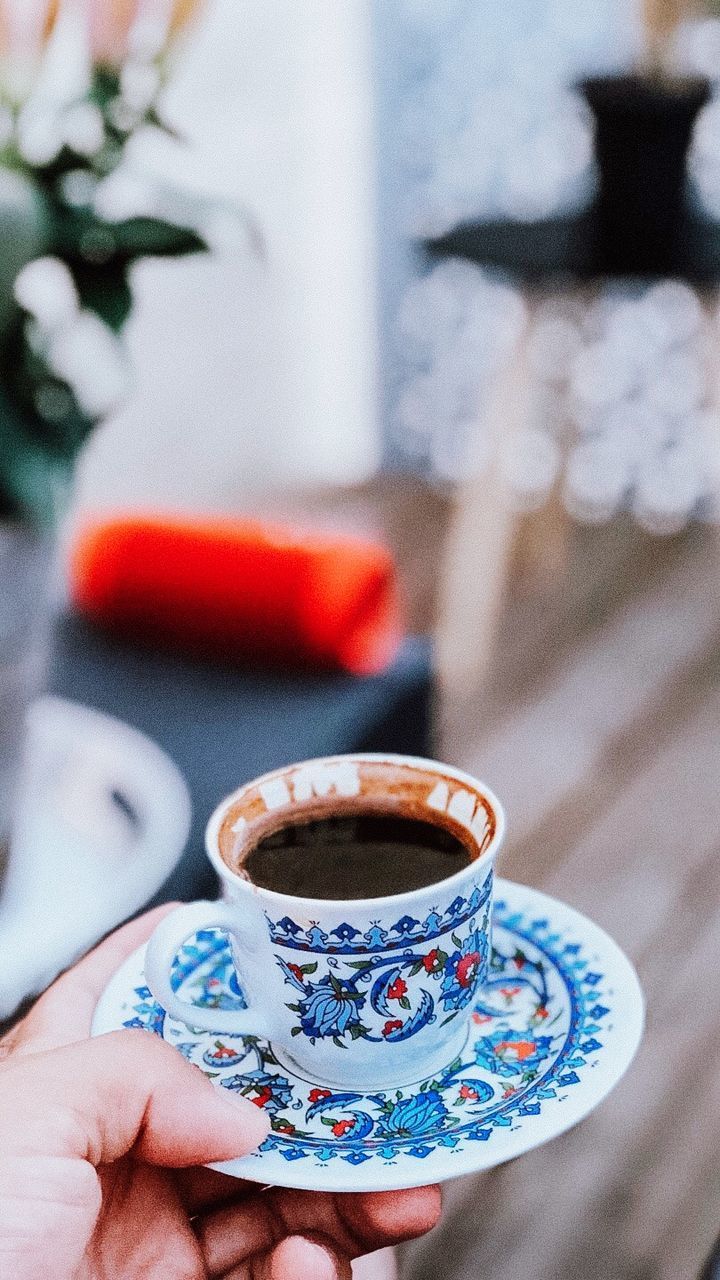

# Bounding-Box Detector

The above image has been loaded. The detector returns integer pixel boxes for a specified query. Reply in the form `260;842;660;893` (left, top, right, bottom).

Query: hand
0;905;441;1280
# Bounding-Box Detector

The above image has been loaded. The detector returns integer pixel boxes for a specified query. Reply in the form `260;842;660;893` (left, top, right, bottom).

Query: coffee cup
144;754;504;1091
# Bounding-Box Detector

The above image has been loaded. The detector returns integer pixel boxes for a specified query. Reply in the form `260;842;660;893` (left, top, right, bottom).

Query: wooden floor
288;478;720;1280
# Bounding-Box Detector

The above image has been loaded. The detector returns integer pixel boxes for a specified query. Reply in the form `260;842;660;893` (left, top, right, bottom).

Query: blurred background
2;1;720;1277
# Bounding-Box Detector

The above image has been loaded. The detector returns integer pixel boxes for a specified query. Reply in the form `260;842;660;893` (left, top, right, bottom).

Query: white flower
0;0;59;104
16;101;64;164
62;101;104;157
14;257;78;330
48;311;128;416
93;169;159;221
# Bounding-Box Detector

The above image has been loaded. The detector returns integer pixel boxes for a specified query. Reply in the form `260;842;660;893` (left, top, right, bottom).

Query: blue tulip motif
376;1089;449;1138
295;973;368;1042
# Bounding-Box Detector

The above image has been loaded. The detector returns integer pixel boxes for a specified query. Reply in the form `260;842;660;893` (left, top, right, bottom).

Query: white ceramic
144;755;504;1092
0;695;192;1018
92;878;644;1193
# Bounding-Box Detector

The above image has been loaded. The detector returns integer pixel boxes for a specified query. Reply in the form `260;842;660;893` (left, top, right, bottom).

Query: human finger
220;1233;350;1280
178;1165;258;1213
197;1184;441;1277
0;1028;269;1168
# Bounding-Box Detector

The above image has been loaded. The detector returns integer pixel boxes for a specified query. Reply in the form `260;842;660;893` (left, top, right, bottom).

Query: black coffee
241;813;473;899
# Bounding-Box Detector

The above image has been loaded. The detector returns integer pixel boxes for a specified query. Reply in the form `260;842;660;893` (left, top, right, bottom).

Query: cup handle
144;900;274;1039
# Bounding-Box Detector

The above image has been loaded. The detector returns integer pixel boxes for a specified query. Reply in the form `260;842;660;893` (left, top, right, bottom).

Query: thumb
0;1029;270;1168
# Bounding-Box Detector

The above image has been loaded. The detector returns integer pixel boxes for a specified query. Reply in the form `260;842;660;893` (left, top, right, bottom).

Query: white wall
73;0;380;520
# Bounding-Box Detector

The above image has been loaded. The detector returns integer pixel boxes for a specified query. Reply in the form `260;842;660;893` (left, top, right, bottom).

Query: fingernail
216;1086;271;1147
279;1237;340;1280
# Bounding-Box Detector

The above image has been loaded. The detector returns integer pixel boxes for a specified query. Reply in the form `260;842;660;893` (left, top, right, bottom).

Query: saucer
91;879;643;1192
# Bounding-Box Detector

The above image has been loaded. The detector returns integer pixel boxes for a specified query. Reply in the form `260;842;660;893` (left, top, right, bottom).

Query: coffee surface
241;813;473;899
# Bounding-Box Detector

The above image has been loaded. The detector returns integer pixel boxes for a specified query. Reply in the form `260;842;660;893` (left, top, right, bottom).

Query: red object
70;514;405;676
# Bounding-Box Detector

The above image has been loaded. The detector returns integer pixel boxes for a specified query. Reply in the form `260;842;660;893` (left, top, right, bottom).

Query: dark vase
581;73;710;277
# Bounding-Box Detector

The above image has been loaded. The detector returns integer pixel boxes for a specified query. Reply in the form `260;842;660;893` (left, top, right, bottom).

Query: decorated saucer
91;879;643;1192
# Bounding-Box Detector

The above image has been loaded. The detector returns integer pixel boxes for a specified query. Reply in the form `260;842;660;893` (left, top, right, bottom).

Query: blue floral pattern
117;895;621;1170
375;1090;449;1138
276;894;491;1046
293;973;367;1041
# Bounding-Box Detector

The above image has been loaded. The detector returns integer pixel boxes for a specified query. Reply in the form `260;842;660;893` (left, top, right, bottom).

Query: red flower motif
495;1039;536;1062
513;955;525;970
213;1043;239;1059
423;948;443;974
535;1005;549;1019
502;1086;516;1099
382;1019;403;1037
252;1086;273;1108
308;1088;332;1104
456;951;481;988
459;1084;479;1101
275;1120;295;1134
332;1118;357;1138
387;977;408;1001
288;963;305;983
500;986;521;999
472;1012;492;1025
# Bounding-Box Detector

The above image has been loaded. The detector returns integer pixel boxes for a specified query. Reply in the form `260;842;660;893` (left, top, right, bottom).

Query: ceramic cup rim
205;752;505;910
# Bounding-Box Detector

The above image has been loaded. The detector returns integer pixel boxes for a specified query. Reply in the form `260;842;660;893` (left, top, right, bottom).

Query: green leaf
109;214;207;257
320;1116;337;1127
333;1036;346;1049
347;961;373;972
88;66;123;114
349;1024;368;1040
451;933;462;948
290;1026;302;1036
0;385;72;526
51;205;206;262
0;169;52;335
72;261;133;333
301;962;318;975
399;996;411;1010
